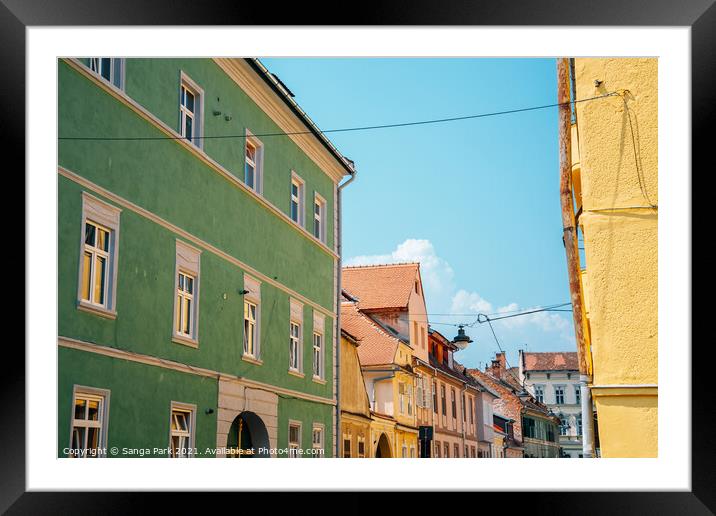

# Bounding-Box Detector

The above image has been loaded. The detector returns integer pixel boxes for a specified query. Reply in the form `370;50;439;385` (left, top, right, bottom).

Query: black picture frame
5;0;707;512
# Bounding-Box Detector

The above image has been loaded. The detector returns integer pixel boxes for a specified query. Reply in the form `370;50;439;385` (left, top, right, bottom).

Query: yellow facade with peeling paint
572;58;658;458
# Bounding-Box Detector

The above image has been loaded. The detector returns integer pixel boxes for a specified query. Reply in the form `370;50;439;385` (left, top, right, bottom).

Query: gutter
246;58;356;176
335;169;357;457
557;57;595;459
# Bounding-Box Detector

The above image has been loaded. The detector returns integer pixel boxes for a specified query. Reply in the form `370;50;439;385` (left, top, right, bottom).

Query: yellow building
568;58;658;457
339;329;373;457
341;264;427;458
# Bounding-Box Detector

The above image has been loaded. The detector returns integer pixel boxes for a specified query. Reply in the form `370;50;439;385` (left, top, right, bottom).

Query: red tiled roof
342;263;420;311
522;352;579;372
340;301;401;366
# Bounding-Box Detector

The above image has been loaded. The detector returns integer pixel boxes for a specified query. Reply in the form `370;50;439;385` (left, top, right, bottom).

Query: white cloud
346;239;455;310
346;238;575;364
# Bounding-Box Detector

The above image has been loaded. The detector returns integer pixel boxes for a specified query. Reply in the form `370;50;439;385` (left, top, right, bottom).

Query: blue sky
262;58;577;370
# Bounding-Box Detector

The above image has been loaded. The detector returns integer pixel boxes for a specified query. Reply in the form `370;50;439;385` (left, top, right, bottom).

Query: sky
262;58;577;371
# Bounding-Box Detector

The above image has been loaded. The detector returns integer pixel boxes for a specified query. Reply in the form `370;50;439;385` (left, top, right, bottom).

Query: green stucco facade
58;58;346;458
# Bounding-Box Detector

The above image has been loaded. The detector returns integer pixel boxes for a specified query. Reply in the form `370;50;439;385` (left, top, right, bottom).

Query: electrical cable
58;92;620;142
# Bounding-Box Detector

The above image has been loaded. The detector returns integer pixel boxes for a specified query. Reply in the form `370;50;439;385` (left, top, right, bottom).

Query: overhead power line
58;92;620;142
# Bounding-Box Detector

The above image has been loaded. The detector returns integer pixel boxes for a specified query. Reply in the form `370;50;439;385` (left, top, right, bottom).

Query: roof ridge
343;262;420;270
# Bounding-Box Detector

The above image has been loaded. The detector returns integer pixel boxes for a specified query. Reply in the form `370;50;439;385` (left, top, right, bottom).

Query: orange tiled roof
340;301;401;366
342;263;420;311
522;352;578;372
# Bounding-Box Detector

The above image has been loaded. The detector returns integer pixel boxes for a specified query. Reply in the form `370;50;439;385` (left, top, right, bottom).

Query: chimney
489;352;507;378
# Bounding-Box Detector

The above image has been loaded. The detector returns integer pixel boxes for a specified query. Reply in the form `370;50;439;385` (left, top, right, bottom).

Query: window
343;434;351;458
312;425;324;458
576;414;583;436
465;445;469;458
244;300;258;356
78;193;121;316
169;403;196;458
289;299;303;373
176;272;195;338
523;417;536;439
290;173;305;225
69;387;110;458
434;441;441;457
179;74;203;148
560;416;569;436
402;444;407;458
444;443;450;457
88;58;124;89
471;446;476;458
441;385;447;417
462;393;467;422
242;275;261;360
357;436;366;458
313;194;326;243
290;322;301;371
433;381;438;414
312;312;325;380
575;385;581;404
555;385;565;405
173;240;201;345
289;422;301;458
244;131;264;194
399;382;407;414
534;385;545;404
454;443;460;458
410;446;416;458
451;388;457;420
312;333;323;379
469;396;474;425
416;377;424;409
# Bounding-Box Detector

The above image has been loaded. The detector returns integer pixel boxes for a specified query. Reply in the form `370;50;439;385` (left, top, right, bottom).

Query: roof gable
342;263;420;311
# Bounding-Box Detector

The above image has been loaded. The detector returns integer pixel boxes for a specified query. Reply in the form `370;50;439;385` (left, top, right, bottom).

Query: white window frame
88;57;125;90
555;385;566;405
534;384;545;404
179;72;204;149
311;423;324;458
242;274;262;362
173;240;201;346
169;402;197;458
290;171;305;226
313;193;327;243
312;312;325;381
288;420;302;458
244;300;258;357
575;385;581;405
343;432;352;458
69;385;110;458
289;299;304;374
77;193;121;318
244;130;264;195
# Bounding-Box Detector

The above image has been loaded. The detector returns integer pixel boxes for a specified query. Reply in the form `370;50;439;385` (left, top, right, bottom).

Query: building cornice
59;166;336;319
59;337;335;406
214;58;351;184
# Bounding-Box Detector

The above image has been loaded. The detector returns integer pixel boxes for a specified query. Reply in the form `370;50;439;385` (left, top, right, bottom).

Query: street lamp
452;325;473;350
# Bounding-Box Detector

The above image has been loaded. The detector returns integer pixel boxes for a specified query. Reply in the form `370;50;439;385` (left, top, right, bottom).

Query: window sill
312;376;327;385
172;335;199;348
242;354;263;366
288;369;305;379
77;301;117;320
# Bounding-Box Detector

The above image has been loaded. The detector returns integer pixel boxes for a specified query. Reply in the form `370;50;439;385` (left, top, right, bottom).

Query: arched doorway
375;433;392;458
226;411;271;458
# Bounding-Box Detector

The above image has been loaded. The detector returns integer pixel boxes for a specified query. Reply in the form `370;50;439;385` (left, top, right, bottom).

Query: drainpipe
335;169;356;458
558;57;594;458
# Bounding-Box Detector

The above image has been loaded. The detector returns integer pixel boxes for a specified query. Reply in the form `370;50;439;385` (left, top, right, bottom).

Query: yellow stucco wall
573;58;658;458
339;335;372;418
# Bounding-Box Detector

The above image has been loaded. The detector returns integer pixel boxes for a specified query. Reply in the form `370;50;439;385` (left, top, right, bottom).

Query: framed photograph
7;0;706;511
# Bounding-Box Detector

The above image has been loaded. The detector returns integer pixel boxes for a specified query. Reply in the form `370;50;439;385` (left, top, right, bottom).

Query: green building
58;57;355;458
